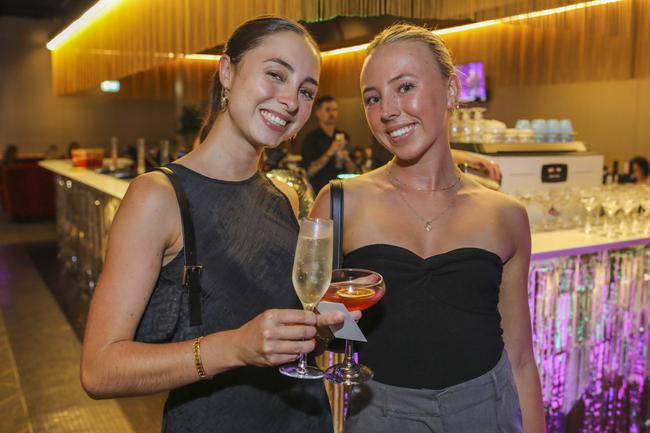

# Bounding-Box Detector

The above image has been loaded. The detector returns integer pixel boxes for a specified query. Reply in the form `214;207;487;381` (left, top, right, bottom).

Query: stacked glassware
512;184;650;236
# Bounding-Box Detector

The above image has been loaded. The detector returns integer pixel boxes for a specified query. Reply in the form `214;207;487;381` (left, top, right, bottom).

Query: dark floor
0;210;165;433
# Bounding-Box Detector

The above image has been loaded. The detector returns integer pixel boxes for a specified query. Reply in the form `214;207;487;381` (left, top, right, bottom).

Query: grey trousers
345;351;523;433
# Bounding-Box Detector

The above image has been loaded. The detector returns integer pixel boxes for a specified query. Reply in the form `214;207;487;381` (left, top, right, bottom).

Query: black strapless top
344;245;504;390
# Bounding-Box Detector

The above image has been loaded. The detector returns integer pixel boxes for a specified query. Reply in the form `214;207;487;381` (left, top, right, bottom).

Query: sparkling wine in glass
322;268;385;385
280;218;333;379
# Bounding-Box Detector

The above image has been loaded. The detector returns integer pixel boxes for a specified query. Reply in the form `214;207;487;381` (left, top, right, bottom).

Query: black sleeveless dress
150;164;333;433
344;245;505;390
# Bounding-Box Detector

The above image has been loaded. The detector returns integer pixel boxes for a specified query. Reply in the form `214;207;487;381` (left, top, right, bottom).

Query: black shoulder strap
154;166;202;326
329;179;344;269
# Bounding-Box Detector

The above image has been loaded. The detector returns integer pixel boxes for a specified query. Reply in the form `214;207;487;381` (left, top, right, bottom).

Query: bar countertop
40;159;650;259
39;159;130;199
530;229;649;260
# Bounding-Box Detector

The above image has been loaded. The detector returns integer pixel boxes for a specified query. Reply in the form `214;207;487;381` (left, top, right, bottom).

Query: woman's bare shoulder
123;171;177;210
340;168;387;197
462;177;528;226
109;171;182;260
311;169;384;218
462;176;520;206
116;172;181;244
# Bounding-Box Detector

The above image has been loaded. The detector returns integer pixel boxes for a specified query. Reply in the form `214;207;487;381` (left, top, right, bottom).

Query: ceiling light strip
502;0;622;22
320;43;371;57
433;20;500;36
182;54;221;61
47;0;121;51
320;0;623;57
46;0;624;56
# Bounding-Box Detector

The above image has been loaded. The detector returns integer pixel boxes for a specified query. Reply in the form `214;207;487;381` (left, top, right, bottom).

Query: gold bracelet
192;336;209;380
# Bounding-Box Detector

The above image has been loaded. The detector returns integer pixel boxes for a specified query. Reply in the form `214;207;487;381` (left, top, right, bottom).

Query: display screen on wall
457;62;487;103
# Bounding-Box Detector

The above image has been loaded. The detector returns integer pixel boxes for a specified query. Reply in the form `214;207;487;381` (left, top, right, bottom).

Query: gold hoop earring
220;88;229;112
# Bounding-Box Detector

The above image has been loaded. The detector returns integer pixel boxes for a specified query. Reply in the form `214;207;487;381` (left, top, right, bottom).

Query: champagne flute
323;268;386;385
280;217;333;379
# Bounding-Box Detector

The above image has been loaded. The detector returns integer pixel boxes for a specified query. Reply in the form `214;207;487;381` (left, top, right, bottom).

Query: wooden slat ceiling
0;0;94;19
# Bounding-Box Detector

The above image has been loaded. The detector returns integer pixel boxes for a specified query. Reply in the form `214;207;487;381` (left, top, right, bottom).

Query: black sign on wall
541;164;568;183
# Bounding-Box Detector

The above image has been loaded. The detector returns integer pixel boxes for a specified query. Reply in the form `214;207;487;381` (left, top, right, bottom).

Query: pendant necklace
386;169;462;232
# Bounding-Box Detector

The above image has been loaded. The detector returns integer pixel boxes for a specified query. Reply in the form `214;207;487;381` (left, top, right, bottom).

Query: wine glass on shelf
579;193;597;235
619;193;638;237
470;107;487;143
600;194;621;238
458;109;472;143
449;109;462;142
534;192;553;232
322;268;386;385
641;194;650;236
280;217;333;379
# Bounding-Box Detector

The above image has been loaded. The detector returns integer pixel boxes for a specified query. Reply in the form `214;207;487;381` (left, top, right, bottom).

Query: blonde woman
311;24;545;433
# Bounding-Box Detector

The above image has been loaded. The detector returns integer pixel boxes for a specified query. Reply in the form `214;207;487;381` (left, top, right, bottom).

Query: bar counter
40;160;650;433
39;159;650;257
39;159;130;199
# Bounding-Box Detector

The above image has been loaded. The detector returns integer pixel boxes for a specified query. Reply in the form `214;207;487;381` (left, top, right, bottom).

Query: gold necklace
387;170;461;232
386;169;462;192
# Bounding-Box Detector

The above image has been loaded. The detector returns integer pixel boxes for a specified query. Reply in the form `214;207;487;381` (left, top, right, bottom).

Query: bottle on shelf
159;140;170;166
136;138;146;175
618;161;632;183
109;136;119;171
612;160;619;184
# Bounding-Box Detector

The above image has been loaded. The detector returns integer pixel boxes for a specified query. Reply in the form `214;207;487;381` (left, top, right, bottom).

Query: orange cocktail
323;268;385;385
321;271;385;311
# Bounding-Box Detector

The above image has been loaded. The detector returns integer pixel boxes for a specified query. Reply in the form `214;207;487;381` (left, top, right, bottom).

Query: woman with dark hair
81;16;348;433
311;24;545;433
631;156;649;184
2;144;18;165
66;141;80;159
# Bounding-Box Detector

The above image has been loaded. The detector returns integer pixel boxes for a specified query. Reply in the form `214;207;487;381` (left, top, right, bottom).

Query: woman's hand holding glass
280;217;334;379
232;308;345;368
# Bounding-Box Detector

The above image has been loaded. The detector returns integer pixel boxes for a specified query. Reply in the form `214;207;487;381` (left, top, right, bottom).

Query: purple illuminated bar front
530;243;650;432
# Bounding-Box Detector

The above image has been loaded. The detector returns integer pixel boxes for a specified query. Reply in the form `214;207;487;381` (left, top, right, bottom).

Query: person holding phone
300;96;357;193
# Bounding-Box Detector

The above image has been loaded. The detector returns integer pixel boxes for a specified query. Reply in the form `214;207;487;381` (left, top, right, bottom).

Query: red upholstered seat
1;163;55;220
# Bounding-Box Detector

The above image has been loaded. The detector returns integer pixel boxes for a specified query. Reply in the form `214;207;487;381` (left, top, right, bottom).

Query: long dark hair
198;16;319;143
631;156;649;179
2;144;18;165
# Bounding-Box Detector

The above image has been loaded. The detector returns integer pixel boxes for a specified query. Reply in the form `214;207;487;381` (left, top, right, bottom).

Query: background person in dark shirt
630;156;649;184
300;96;356;193
2;144;18;165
